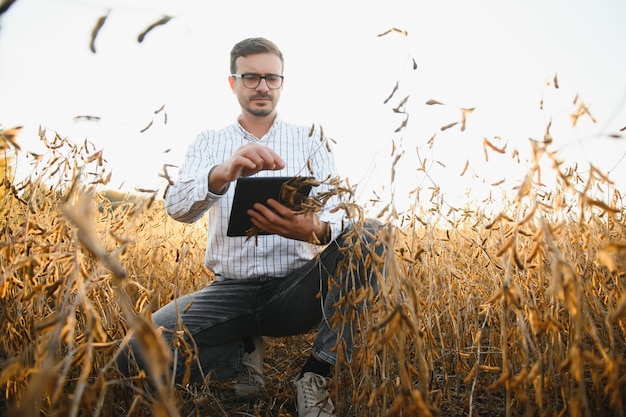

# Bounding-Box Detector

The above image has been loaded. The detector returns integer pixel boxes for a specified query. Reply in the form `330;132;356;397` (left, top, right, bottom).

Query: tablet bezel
226;176;314;237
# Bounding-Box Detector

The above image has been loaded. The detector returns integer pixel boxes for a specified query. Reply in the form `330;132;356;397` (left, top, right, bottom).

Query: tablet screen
226;176;314;237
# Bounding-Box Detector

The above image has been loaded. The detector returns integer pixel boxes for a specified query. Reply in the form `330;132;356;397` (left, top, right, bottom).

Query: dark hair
230;37;284;74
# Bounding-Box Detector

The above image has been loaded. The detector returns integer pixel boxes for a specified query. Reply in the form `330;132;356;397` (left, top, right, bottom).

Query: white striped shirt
165;115;346;280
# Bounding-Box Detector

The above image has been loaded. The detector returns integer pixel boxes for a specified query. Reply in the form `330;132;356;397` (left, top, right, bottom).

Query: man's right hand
208;143;285;194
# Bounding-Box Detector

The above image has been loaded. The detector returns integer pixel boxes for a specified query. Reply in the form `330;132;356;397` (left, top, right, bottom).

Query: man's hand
209;143;285;193
248;199;329;243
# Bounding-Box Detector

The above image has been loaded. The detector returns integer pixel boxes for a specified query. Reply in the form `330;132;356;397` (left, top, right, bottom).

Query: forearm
207;164;230;195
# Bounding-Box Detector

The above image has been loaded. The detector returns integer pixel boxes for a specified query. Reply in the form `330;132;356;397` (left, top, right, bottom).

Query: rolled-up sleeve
165;131;230;223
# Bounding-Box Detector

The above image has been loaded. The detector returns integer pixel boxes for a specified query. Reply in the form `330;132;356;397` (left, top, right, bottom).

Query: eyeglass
231;73;284;90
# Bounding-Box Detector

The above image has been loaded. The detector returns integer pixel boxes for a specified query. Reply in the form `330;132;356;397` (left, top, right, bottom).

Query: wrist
208;165;228;194
312;215;331;244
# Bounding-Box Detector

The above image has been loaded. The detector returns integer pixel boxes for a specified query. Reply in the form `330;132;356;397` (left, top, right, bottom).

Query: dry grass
1;46;626;415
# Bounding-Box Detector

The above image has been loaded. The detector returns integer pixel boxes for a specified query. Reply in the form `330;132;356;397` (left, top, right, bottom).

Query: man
129;37;384;417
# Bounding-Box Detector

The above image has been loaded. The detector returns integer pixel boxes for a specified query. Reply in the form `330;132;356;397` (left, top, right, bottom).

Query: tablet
226;176;314;237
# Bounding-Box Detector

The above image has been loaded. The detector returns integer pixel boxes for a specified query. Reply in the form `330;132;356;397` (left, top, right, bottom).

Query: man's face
230;53;284;118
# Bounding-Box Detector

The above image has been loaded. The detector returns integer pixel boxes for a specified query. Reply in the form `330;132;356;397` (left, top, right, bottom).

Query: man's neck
238;113;276;139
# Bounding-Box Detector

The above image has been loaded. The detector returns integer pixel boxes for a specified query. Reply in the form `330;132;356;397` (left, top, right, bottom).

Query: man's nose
256;77;270;91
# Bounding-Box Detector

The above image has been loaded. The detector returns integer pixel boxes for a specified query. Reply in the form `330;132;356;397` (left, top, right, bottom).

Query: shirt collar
236;114;282;141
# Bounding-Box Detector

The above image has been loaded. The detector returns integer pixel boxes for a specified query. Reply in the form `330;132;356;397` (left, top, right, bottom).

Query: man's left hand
247;199;326;243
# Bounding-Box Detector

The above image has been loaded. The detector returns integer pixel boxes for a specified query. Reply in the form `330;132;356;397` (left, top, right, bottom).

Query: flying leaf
140;120;153;133
0;0;18;17
460;107;475;131
426;99;444;105
440;121;458;131
460;160;469;176
90;13;109;53
159;164;177;186
394;115;409;133
393;96;409;113
73;115;101;122
138;16;172;43
384;82;399;104
483;137;507;154
377;27;408;37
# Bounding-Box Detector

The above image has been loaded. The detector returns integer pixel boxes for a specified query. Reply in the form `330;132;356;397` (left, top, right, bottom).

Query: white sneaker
234;336;265;396
294;372;335;417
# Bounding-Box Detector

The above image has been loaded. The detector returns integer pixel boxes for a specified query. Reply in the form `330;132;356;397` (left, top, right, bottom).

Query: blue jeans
123;219;384;383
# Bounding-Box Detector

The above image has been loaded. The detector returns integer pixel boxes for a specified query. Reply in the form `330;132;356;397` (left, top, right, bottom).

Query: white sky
1;0;625;213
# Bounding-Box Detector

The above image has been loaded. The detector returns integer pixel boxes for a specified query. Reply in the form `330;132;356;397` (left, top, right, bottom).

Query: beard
247;106;274;117
241;93;276;117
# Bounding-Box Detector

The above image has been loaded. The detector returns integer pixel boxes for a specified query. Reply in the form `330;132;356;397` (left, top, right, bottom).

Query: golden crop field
1;99;625;417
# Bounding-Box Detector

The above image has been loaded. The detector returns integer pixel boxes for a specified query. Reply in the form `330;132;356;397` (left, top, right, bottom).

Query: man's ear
228;75;236;92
